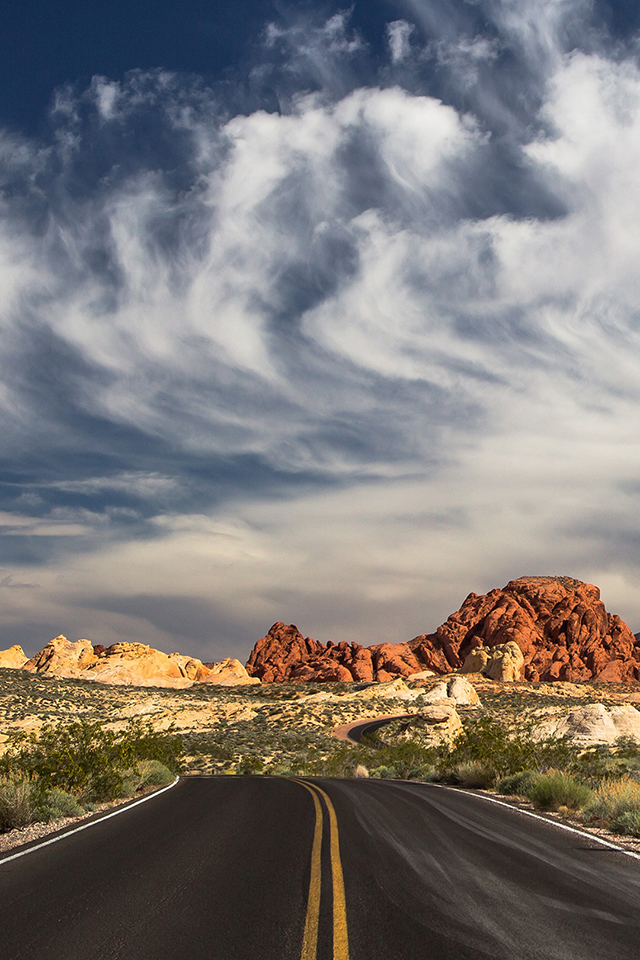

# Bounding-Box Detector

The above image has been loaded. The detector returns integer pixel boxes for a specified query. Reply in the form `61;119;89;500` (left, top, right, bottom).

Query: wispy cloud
2;0;640;655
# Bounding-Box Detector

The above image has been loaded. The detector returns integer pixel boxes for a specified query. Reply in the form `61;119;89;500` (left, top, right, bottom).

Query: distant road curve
2;775;640;960
333;713;411;743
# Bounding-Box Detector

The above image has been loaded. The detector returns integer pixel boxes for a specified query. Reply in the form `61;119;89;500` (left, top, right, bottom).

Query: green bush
236;754;264;775
0;779;39;831
370;765;398;779
135;760;175;789
583;779;640;824
445;761;496;789
614;737;640;760
433;717;579;782
498;770;542;795
609;809;640;837
0;719;184;803
39;787;84;821
527;771;592;811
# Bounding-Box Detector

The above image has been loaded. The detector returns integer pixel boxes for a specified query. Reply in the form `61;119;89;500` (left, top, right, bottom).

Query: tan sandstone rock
460;649;489;674
446;676;481;705
199;658;260;685
535;703;640;746
376;703;463;747
0;645;28;669
21;635;262;689
421;676;481;705
24;636;97;678
85;643;193;688
484;641;525;682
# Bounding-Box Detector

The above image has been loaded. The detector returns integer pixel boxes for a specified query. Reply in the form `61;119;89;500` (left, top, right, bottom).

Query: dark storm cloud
2;0;640;652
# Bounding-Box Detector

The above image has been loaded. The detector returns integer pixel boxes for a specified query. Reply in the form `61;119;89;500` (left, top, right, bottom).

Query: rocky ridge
0;635;259;688
247;577;640;684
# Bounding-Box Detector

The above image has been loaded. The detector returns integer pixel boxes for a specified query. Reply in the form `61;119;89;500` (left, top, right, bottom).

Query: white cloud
3;2;640;653
387;20;415;63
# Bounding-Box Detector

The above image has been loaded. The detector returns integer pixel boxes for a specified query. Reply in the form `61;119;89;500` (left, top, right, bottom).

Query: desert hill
0;635;258;688
247;576;640;683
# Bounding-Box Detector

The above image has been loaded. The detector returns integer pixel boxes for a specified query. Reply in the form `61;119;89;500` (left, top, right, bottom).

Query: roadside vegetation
0;719;183;833
4;669;640;842
291;718;640;839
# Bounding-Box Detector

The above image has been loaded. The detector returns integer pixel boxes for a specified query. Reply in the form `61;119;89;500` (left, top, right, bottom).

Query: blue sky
2;0;640;659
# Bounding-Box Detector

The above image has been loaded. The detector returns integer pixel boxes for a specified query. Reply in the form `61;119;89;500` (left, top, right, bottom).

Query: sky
2;0;640;661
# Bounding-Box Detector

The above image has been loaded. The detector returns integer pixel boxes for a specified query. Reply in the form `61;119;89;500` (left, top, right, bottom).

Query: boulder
536;703;640;746
199;658;260;685
446;676;481;705
376;704;463;747
460;649;489;674
23;636;97;677
421;676;480;706
168;653;210;681
0;645;28;669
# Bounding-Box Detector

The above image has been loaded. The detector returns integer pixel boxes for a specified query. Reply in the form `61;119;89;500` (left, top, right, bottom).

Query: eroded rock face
375;704;463;747
536;703;640;746
246;622;429;683
199;657;260;685
247;578;640;683
0;645;28;669
419;576;640;682
21;637;260;688
461;641;525;681
24;636;97;677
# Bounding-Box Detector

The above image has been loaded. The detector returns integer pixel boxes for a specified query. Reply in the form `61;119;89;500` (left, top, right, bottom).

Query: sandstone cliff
0;645;28;669
20;636;258;687
246;577;640;683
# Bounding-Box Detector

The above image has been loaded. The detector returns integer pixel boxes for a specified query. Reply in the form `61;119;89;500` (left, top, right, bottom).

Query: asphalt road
343;715;411;742
2;776;640;960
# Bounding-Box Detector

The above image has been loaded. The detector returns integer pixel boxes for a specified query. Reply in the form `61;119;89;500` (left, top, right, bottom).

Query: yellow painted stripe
296;780;324;960
299;781;350;960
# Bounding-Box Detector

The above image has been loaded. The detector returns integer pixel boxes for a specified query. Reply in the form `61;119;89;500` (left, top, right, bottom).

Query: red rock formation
245;622;425;683
421;576;640;682
246;578;640;683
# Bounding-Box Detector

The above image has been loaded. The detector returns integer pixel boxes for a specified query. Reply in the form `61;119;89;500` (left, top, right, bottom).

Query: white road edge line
0;775;180;866
415;781;640;862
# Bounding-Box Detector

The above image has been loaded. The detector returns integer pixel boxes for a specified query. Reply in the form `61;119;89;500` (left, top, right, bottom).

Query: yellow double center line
295;779;350;960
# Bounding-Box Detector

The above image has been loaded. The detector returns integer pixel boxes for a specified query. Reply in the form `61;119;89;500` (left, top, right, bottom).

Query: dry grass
583;779;640;824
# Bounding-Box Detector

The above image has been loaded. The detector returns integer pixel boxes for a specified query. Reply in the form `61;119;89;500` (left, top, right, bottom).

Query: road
2;776;640;959
338;714;411;742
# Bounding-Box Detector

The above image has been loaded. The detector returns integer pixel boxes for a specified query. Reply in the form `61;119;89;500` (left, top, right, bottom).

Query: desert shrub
444;761;496;789
354;764;369;778
614;737;640;760
370;765;398;779
134;760;174;789
583;779;640;824
609;809;640;837
123;721;184;774
0;779;39;831
116;760;174;797
38;787;84;821
236;754;264;775
0;719;184;802
434;717;541;780
498;770;542;795
527;771;592;811
569;747;622;784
